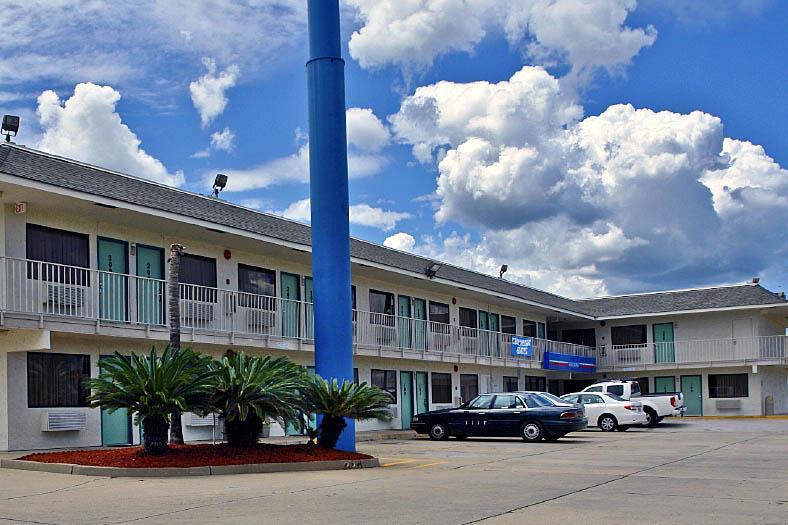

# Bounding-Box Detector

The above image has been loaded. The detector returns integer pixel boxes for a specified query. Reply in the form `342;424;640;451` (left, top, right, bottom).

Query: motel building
0;143;786;451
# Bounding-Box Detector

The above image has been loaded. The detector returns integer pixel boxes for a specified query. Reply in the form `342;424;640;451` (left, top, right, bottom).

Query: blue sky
2;0;785;298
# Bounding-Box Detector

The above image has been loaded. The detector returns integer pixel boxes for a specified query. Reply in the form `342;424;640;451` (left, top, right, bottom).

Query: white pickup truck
581;380;685;427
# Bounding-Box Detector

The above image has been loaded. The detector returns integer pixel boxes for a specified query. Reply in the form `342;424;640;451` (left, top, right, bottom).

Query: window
562;394;578;403
537;322;546;339
501;315;516;334
468;394;493;409
27;352;90;408
369;290;395;325
492;395;518;409
459;308;477;329
238;264;276;308
523;375;546;392
503;376;519;392
607;385;624;397
179;254;217;301
522;320;537;337
611;325;647;346
371;369;397;403
580;394;604;404
709;374;749;398
431;373;452;404
428;301;450;325
522;394;550;408
353;368;359;385
636;377;650;394
585;385;603;392
26;224;90;285
460;373;478;402
561;328;596;347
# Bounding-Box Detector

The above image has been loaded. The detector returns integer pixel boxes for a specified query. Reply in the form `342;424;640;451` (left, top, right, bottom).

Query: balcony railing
0;257;592;363
595;336;787;370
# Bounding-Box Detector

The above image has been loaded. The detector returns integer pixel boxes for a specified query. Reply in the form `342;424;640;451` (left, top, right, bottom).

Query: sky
1;0;786;298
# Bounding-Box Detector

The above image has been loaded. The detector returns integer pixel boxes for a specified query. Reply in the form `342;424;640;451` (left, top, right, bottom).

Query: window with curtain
459;307;477;328
431;372;452;403
501;315;516;334
238;264;276;308
709;374;749;398
27;352;91;408
369;289;395;325
561;328;596;347
179;253;217;302
429;301;449;324
460;373;478;402
26;224;90;285
523;320;537;337
611;325;647;346
503;376;519;392
523;375;546;391
371;369;397;403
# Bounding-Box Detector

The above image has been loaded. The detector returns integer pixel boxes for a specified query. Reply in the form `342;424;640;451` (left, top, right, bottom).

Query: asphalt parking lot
1;418;787;524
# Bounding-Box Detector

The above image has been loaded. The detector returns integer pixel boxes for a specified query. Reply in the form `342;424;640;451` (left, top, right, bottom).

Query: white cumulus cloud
383;232;416;252
36;83;184;187
277;199;411;231
189;58;239;127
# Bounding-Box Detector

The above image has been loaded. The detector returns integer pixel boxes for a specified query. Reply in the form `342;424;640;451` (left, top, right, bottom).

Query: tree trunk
168;244;185;445
141;415;170;455
318;416;347;449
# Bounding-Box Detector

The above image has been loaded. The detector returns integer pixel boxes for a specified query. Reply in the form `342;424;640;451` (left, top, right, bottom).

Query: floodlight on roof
2;115;19;142
212;173;228;198
499;264;508;279
425;262;442;278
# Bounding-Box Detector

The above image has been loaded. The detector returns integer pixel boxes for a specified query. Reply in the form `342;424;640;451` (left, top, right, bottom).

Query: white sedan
561;392;648;432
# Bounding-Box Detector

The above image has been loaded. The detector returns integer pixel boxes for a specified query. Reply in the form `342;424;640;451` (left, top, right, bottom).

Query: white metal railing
595;335;787;370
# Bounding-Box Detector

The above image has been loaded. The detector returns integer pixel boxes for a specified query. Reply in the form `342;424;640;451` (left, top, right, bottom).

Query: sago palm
87;346;214;455
303;376;392;449
208;352;308;447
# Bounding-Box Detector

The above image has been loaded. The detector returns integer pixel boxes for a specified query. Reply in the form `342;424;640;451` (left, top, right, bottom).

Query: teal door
681;375;702;415
489;313;500;357
413;298;427;351
479;311;490;356
281;273;300;338
304;277;314;340
100;355;132;445
653;323;675;363
655;376;676;393
136;245;164;325
98;238;128;322
400;371;413;429
415;372;429;413
287;366;317;435
398;295;412;348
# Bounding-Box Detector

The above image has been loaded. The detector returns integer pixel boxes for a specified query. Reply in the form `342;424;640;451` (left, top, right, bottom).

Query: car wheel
429;422;449;441
598;414;618;432
616;425;630;432
454;433;468;440
644;408;659;428
520;421;544;442
656;416;664;423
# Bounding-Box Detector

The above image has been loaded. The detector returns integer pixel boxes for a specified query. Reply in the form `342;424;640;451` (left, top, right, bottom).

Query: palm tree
167;243;185;444
87;347;213;455
208;352;308;448
303;376;392;449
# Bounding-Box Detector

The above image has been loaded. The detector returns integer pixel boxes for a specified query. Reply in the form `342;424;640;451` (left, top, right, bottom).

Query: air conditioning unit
183;302;214;322
188;413;218;427
46;284;84;308
41;411;87;431
247;309;276;330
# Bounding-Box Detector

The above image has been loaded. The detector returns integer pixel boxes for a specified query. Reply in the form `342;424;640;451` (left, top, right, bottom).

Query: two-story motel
0;143;785;451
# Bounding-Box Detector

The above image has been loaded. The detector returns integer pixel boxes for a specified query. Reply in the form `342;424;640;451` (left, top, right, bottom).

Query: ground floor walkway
1;418;786;524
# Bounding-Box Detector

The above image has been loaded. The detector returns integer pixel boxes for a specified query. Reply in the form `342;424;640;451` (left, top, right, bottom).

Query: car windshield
523;394;552;408
537;392;566;404
605;393;627;402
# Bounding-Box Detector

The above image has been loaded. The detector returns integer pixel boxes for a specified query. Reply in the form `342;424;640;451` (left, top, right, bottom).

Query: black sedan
410;392;587;442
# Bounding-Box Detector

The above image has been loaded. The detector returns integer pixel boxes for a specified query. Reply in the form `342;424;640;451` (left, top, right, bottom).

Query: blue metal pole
306;0;355;452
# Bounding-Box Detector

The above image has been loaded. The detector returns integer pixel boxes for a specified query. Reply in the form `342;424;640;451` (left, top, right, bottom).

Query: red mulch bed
19;444;372;469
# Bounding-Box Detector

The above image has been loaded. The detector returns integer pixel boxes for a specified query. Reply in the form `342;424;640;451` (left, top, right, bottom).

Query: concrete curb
0;457;379;477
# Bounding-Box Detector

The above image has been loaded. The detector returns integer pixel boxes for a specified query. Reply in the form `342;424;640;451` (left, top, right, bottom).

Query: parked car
581;380;685;427
411;392;587;442
561;392;648;431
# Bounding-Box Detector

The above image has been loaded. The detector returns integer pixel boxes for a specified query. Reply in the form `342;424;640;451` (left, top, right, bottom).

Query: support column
306;0;355;451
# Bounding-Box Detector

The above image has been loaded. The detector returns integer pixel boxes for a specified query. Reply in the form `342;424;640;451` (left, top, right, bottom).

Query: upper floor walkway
1;256;785;371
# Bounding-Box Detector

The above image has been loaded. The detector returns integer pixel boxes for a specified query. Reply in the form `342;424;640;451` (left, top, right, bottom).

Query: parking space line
411;461;448;469
381;459;417;467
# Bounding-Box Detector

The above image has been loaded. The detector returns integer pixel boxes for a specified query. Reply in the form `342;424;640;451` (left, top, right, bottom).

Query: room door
681;375;703;416
415;372;429;414
655;376;676;393
653;322;675;363
136;245;164;325
304;277;314;340
398;295;412;349
100;355;132;445
280;272;300;338
400;371;414;429
413;298;427;351
479;311;490;356
98;238;128;322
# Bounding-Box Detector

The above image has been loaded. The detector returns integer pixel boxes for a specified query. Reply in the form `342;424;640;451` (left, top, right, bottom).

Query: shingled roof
1;143;785;319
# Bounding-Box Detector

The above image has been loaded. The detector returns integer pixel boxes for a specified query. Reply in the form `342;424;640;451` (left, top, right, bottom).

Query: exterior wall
760;366;788;415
